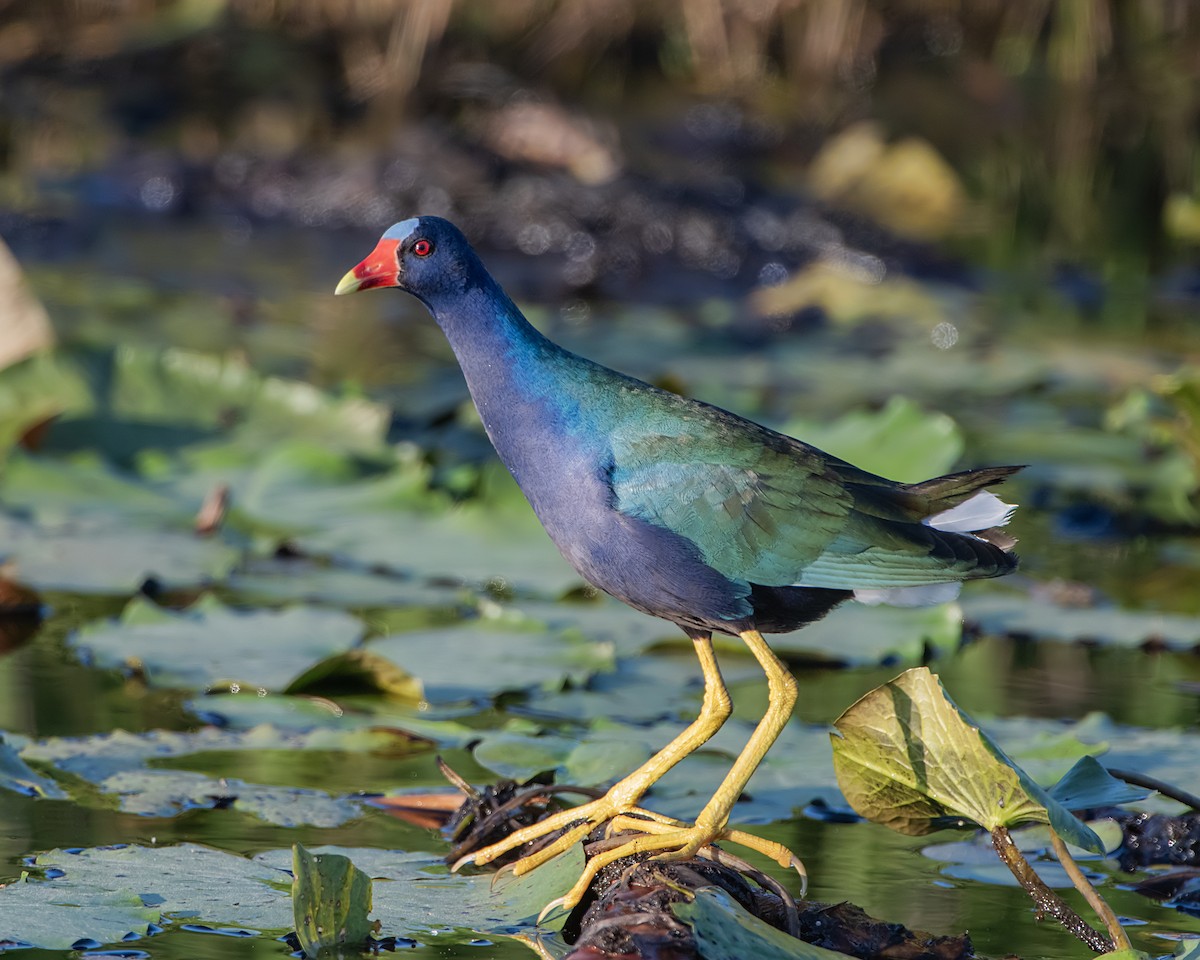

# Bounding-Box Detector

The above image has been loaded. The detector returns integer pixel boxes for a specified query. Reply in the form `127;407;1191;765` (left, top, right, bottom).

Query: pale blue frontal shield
383;218;421;242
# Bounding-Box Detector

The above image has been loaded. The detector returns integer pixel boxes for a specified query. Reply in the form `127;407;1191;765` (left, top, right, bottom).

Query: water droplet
931;321;959;349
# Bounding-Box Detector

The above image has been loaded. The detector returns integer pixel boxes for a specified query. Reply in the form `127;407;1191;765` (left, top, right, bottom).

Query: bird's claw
445;785;804;921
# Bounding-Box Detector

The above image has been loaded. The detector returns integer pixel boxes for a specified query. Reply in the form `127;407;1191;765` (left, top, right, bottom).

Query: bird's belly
520;469;752;630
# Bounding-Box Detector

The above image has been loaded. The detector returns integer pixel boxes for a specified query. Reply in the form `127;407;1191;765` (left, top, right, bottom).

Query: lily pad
781;396;963;484
15;725;410;824
674;885;855;959
0;514;240;594
757;601;963;666
831;667;1105;853
0;352;91;461
292;844;374;956
962;592;1200;649
0;736;66;800
365;623;615;704
187;691;483;746
71;594;364;691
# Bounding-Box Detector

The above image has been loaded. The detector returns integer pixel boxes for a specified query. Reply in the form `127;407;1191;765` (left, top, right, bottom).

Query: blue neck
423;281;600;489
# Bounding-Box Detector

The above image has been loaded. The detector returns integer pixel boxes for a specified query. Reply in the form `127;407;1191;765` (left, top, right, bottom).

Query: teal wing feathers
607;394;1015;590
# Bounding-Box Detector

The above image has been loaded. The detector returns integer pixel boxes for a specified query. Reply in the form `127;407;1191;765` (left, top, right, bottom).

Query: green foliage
73;594;365;691
0;735;66;799
292;844;374;957
782;396;963;483
673;886;855;960
831;667;1105;853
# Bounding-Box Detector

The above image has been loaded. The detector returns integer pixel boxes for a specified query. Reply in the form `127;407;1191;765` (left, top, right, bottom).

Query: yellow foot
450;793;676;876
535;814;806;921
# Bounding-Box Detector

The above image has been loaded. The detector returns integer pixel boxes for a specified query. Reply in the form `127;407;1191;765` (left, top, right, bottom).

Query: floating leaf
0;353;90;460
0;844;291;949
781;396;963;483
832;667;1104;852
292;844;374;957
71;595;364;691
674;886;854;960
188;691;482;747
752;601;963;666
366;623;614;704
963;592;1200;650
16;725;408;825
0;736;66;800
286;648;424;703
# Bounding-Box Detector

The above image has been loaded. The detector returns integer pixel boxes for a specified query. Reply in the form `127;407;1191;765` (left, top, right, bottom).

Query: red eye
412;239;433;257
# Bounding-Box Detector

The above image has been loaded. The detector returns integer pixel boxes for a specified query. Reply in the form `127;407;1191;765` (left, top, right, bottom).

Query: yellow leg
537;628;804;917
454;632;733;873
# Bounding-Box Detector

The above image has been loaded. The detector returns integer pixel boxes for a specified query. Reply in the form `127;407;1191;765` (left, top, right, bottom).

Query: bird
335;216;1019;916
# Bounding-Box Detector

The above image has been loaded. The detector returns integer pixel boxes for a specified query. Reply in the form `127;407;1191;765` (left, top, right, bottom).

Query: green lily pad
16;724;410;824
962;592;1200;649
0;352;93;462
0;875;161;951
832;667;1105;852
71;594;364;691
0;843;294;948
35;345;391;465
0;514;240;594
106;346;390;454
227;556;473;610
781;396;963;484
754;601;963;666
365;623;615;704
0;735;66;800
188;691;483;746
286;648;425;703
674;885;855;960
292;844;374;957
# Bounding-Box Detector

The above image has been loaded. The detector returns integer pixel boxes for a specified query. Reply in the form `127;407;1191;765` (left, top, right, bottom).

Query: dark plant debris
442;760;604;870
446;768;974;960
1111;810;1200;872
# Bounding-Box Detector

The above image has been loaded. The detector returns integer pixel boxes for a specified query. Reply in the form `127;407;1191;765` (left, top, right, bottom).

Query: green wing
608;401;1012;589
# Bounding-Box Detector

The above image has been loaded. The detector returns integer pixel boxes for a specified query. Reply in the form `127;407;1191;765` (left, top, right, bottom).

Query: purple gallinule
336;217;1018;914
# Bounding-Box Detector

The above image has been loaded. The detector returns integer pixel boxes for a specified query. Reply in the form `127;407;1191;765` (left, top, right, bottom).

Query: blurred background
2;4;1200;958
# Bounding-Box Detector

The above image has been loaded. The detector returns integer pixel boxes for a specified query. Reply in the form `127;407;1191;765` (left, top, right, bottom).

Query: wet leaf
1048;756;1153;809
0;878;160;952
228;556;472;609
831;667;1105;852
286;648;425;704
674;885;854;959
0;844;291;949
187;691;482;746
760;600;963;665
0;452;240;592
72;594;364;691
963;592;1200;650
16;725;409;825
366;623;614;704
0;735;66;799
0;514;240;594
292;844;374;957
0;353;89;460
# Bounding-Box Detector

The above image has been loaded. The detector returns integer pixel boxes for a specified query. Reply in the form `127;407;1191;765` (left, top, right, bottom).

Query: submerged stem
1049;831;1131;952
990;826;1112;953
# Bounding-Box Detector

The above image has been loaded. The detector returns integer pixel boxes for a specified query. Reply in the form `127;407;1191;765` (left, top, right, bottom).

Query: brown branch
990;826;1112;953
1048;832;1130;952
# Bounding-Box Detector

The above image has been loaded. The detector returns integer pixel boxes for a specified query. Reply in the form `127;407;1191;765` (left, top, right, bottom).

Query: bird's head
335;216;485;308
